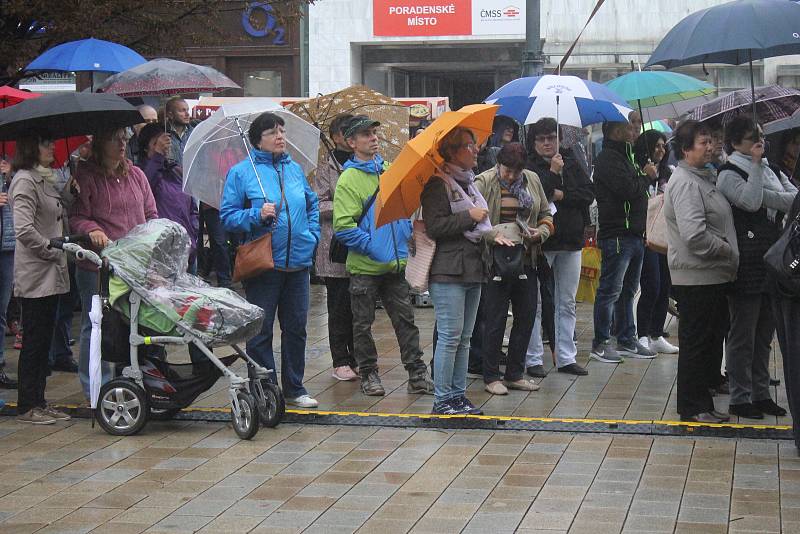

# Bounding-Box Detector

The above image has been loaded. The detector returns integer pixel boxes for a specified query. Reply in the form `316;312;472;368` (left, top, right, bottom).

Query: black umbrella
0;92;143;141
645;0;800;121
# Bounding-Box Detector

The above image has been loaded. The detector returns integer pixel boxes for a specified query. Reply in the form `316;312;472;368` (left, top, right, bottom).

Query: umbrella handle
233;117;269;201
556;96;560;149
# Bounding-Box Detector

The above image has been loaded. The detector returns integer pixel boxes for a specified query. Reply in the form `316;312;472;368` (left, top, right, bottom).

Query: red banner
373;0;472;37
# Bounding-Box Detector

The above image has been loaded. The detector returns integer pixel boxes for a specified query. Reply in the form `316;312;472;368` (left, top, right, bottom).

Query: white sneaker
638;336;650;351
286;395;319;408
649;336;679;354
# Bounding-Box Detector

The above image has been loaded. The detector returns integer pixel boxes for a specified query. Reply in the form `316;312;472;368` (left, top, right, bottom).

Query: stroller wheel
251;380;285;428
95;379;148;436
231;390;259;440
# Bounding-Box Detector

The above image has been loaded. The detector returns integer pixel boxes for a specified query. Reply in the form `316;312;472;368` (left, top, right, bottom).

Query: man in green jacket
333;116;433;396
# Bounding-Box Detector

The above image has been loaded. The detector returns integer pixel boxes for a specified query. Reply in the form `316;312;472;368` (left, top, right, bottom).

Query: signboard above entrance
373;0;525;37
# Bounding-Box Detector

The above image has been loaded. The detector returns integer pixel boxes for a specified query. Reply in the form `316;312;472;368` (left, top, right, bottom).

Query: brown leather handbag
232;164;285;282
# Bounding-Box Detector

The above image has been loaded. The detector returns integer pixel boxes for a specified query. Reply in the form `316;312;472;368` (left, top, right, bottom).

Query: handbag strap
357;185;379;225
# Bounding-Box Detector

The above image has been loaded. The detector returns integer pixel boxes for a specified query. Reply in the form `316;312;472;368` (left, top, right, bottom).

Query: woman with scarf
421;127;493;414
717;116;797;419
475;142;553;396
220;112;321;409
9;133;71;424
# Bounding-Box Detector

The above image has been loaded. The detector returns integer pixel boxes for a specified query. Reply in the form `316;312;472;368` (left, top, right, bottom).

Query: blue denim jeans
593;236;645;347
429;282;481;403
244;268;310;399
0;251;13;368
76;268;114;399
526;249;582;368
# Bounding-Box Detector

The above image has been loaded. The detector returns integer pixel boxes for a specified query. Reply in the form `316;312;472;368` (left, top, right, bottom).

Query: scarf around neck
497;166;533;210
34;164;57;185
439;164;491;243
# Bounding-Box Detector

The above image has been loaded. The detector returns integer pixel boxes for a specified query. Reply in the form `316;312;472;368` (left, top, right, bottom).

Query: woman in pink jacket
70;127;158;399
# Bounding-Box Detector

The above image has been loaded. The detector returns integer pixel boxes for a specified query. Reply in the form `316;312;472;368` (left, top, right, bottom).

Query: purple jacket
140;154;199;258
71;159;159;271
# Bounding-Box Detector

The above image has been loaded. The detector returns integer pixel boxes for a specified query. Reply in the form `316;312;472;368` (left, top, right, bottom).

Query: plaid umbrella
96;58;240;97
288;85;409;165
688;85;800;127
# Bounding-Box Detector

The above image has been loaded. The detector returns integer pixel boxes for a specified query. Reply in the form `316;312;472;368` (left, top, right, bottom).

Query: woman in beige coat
9;133;71;425
475;142;554;395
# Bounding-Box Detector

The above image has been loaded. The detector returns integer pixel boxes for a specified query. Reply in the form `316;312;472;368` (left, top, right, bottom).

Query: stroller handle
49;235;103;267
48;234;90;250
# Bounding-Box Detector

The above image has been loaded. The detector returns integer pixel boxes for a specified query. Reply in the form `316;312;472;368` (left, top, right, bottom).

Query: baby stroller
50;219;284;440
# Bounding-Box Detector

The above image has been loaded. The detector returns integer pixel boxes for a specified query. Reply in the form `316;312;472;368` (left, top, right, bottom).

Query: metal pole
522;0;544;77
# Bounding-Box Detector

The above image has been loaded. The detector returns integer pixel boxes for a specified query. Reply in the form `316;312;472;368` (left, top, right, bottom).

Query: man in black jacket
591;121;657;363
525;118;594;377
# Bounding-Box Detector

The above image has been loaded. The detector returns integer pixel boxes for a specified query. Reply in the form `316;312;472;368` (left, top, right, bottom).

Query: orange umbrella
375;104;499;228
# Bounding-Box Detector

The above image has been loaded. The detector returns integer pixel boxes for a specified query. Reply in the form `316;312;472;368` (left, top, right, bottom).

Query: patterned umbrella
688;85;800;127
96;58;240;97
288;85;409;165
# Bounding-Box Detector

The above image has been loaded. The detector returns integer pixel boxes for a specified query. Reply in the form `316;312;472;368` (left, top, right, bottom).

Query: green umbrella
606;71;715;108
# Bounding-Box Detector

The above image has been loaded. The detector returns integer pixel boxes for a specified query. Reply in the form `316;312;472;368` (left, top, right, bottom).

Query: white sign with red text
471;0;525;36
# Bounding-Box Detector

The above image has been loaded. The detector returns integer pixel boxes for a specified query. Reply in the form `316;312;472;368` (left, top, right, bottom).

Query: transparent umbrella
182;100;320;209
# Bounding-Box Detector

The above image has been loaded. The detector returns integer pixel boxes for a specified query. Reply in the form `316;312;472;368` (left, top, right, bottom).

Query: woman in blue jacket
220;112;321;409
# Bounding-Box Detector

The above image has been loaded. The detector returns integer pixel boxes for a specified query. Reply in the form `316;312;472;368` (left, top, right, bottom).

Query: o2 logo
242;1;286;45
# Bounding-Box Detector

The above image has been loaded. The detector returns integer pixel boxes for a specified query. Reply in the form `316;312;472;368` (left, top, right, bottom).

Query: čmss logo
479;5;521;19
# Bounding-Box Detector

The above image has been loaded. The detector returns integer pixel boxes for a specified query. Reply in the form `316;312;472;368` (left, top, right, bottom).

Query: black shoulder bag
329;186;379;264
764;204;800;297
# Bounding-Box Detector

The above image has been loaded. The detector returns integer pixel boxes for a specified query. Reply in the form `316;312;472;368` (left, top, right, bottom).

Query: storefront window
243;70;282;97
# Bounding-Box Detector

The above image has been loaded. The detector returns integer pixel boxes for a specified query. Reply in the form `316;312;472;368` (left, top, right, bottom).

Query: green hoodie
332;163;412;276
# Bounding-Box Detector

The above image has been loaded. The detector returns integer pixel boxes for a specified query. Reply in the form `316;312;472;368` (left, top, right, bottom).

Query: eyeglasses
535;134;558;143
460;142;477;151
144;118;159;124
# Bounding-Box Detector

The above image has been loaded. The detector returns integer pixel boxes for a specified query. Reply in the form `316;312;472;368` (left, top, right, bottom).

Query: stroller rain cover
101;219;264;346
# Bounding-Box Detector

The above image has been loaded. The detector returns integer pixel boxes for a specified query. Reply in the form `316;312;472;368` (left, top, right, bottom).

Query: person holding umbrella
524;118;594;377
717;116;796;419
9;132;71;424
137;122;199;272
70;127;159;400
420;126;492;414
220;112;321;409
313;113;358;381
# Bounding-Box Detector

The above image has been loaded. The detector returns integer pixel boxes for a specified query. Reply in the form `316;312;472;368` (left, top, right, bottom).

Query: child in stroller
50;219;283;439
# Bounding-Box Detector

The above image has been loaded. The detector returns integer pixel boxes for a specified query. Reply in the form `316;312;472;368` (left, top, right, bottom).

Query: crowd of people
1;97;800;451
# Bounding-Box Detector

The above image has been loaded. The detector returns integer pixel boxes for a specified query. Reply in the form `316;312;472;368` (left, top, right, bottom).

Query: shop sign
373;0;524;37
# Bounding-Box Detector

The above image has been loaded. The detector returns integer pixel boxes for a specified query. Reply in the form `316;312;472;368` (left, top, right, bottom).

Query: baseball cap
344;115;381;139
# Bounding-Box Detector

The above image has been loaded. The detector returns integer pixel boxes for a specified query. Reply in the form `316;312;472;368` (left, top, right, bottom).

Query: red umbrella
0;86;87;167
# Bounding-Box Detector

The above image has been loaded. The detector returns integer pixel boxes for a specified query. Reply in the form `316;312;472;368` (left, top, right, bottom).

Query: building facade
309;0;800;108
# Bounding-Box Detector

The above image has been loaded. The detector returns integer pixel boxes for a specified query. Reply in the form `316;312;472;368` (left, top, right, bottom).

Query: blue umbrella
484;75;632;128
25;38;146;74
645;0;800;119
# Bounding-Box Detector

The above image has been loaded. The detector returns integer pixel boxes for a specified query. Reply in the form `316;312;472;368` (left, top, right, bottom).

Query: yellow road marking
3;402;789;431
